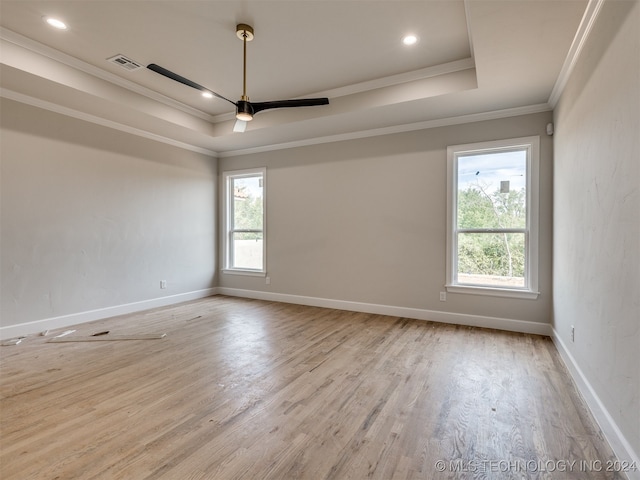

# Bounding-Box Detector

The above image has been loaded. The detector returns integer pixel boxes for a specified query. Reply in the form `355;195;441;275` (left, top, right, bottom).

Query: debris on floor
46;333;167;343
0;336;26;346
2;329;166;345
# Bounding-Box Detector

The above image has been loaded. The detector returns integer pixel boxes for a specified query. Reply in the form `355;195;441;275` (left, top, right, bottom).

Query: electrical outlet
160;280;167;289
265;276;271;285
571;325;575;342
440;291;447;301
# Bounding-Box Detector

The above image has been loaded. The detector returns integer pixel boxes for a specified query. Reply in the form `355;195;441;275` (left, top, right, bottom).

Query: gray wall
553;0;639;460
1;99;217;328
219;111;553;324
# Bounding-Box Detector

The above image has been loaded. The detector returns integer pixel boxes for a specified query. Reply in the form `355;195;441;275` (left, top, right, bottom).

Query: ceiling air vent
107;54;143;71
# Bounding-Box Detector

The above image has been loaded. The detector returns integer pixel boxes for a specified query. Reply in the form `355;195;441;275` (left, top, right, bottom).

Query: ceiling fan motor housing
236;99;254;121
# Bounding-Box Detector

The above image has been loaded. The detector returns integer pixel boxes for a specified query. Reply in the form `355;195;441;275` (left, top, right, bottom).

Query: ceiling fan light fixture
233;120;248;133
236;112;253;121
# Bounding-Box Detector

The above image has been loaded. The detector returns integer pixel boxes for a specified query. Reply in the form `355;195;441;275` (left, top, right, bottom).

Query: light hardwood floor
1;296;623;479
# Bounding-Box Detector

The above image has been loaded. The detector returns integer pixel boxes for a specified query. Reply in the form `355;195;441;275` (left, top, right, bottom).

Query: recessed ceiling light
402;34;418;46
43;16;68;30
201;91;214;99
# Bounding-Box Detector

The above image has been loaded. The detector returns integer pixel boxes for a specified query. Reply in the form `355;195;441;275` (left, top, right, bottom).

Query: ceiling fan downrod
237;24;254;101
236;24;255;120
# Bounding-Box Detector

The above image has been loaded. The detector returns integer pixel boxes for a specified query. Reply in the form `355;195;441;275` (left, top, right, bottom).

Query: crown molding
307;57;475;100
1;88;218;157
2;79;549;161
218;103;551;158
1;84;548;160
548;0;606;107
0;27;217;123
211;57;476;124
463;0;476;62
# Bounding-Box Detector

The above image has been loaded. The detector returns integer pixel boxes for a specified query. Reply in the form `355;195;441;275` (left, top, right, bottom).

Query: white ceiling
0;1;587;156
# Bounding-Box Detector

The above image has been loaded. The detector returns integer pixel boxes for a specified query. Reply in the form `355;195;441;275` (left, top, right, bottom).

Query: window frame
446;136;540;299
222;167;266;276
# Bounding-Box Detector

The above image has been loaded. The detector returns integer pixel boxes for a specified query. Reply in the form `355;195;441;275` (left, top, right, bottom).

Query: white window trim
222;167;267;276
445;136;540;299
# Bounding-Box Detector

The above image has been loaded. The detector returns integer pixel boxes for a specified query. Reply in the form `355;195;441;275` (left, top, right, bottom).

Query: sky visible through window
234;176;263;198
458;149;526;193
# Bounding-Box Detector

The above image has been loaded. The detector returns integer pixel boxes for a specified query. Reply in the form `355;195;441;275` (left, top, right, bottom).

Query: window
446;137;539;298
222;168;266;274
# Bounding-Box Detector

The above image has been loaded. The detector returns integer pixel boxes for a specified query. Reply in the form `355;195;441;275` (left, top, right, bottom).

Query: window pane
457;150;527;229
231;232;263;269
457;232;525;287
232;176;263;230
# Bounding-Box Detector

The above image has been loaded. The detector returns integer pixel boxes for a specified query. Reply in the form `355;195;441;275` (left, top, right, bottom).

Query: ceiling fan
147;24;330;132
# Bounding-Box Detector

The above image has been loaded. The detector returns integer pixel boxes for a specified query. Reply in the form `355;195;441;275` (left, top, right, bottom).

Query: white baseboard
215;287;552;336
552;328;640;480
0;288;217;340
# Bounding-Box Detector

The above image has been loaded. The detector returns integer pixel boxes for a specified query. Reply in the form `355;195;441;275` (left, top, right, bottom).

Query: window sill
222;269;266;278
445;284;540;299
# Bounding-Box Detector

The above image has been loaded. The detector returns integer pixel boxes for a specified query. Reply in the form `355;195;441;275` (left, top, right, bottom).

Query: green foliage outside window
457;182;526;281
233;185;263;240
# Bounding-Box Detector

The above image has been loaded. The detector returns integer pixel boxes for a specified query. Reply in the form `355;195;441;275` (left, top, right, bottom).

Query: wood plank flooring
0;296;624;479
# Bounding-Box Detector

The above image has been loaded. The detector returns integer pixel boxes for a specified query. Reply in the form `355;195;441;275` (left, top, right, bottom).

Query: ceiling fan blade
233;119;248;133
250;98;329;114
147;64;236;106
